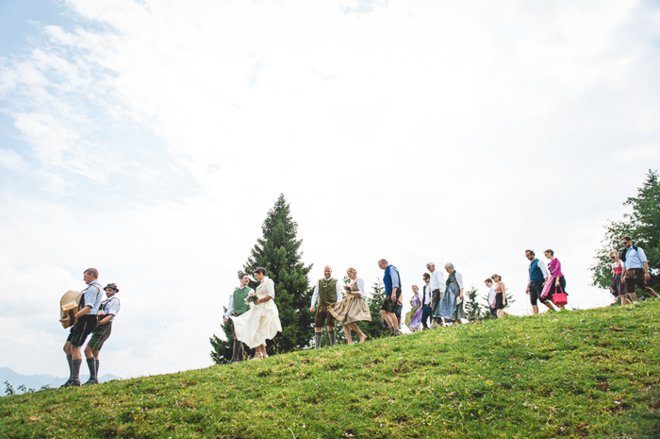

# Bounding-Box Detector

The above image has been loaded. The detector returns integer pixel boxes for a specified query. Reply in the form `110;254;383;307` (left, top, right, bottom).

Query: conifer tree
243;194;313;353
592;170;660;294
364;281;389;339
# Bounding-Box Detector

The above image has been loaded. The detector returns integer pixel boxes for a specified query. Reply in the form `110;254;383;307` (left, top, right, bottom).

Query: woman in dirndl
405;285;423;332
329;267;371;343
437;262;466;325
609;250;630;306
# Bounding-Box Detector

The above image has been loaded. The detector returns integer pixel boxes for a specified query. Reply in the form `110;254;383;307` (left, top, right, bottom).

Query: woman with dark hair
540;249;567;310
490;274;507;318
609;250;630;305
231;267;282;360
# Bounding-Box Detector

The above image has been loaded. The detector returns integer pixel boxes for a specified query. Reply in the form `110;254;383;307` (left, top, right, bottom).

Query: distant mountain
0;367;120;394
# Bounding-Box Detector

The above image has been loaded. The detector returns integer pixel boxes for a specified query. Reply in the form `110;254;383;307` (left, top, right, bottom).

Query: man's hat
104;283;119;292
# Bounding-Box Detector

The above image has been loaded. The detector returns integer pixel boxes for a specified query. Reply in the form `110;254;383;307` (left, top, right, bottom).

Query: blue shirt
624;246;648;269
383;265;401;295
81;281;103;315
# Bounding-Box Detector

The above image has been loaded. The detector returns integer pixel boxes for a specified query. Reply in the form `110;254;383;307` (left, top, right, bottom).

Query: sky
1;0;659;379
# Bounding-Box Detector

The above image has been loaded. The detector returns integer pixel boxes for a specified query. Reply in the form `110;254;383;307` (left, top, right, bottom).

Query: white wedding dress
231;276;282;349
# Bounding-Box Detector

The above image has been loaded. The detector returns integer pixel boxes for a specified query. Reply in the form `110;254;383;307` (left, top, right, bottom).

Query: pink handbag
553;286;568;306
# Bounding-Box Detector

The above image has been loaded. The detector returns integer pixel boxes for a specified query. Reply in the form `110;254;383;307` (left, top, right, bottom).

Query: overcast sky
1;0;659;379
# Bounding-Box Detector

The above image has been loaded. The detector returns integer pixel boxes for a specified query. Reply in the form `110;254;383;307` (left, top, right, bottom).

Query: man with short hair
621;237;658;300
378;259;402;336
420;273;433;329
224;273;254;362
61;268;103;387
427;262;446;325
310;266;343;348
525;250;550;314
84;283;120;385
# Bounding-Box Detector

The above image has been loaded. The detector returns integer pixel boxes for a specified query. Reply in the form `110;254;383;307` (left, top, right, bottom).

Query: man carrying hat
61;268;103;387
84;283;121;385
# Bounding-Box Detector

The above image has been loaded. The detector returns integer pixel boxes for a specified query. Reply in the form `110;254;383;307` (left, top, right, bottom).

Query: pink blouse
548;258;563;278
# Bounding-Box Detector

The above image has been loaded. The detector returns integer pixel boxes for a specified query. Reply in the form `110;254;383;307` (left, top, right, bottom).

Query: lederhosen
67;283;101;347
315;278;337;328
88;296;119;350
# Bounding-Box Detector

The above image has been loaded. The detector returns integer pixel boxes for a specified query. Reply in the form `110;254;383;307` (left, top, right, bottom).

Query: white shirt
310;277;344;307
429;269;446;293
487;285;496;306
256;277;275;298
450;272;464;289
99;295;120;317
421;283;433;305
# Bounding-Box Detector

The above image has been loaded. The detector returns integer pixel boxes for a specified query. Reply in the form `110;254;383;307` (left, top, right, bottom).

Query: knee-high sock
95;359;100;377
86;358;97;380
66;354;73;379
314;332;322;349
328;331;336;346
71;359;82;381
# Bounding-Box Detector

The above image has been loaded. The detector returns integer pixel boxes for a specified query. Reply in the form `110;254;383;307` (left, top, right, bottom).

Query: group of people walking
60;268;120;386
57;236;657;377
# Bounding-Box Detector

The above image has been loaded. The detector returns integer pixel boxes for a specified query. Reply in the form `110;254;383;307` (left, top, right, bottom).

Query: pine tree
364;281;389;339
209;310;233;364
243;194;313;354
463;287;484;321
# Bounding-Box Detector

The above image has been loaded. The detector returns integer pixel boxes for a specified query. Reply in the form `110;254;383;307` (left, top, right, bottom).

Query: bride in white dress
231;267;282;360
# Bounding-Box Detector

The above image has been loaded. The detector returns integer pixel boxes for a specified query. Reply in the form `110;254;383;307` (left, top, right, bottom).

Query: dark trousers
231;326;245;363
421;305;433;328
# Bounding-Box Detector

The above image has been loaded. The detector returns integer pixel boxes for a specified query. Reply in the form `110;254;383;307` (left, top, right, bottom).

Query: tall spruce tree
591;170;660;293
243;194;313;353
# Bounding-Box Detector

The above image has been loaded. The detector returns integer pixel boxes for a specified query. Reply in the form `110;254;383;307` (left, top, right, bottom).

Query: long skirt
437;282;464;322
231;297;282;349
406;305;423;331
329;294;371;325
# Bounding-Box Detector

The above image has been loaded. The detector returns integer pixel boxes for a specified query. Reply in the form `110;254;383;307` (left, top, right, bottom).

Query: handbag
553;285;568;306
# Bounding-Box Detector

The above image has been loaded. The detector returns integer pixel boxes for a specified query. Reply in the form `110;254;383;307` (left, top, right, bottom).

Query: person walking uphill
310;266;343;348
378;259;402;336
224;273;254;362
621;236;658;301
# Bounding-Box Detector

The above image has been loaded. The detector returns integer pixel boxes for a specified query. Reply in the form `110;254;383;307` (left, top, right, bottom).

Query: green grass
1;302;659;438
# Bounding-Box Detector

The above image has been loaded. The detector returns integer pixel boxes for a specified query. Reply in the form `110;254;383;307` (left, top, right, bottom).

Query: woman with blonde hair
329;267;371;343
490;274;507;318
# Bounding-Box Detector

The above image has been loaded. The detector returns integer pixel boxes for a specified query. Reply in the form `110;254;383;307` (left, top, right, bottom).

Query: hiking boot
60;379;73;388
63;379;80;387
83;378;98;386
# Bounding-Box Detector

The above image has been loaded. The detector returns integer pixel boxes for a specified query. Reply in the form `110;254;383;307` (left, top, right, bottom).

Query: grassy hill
1;302;658;438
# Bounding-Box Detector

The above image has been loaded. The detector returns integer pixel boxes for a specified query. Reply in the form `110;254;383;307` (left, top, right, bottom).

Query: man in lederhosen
84;283;121;385
223;272;254;362
60;268;103;387
309;266;343;348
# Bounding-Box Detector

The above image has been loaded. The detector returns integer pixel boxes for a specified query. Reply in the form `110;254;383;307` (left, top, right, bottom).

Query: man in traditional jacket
309;266;343;348
224;272;254;362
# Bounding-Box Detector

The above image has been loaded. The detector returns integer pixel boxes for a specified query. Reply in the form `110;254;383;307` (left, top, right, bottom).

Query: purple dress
405;293;424;331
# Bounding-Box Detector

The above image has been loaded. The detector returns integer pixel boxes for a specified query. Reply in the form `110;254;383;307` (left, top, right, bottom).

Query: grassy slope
1;302;658;438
